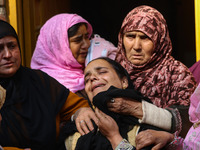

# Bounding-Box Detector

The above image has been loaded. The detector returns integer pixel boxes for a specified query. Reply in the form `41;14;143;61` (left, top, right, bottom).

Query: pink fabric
183;125;200;149
189;83;200;123
168;84;200;149
189;60;200;84
116;5;196;108
85;34;118;65
180;83;200;149
31;14;93;93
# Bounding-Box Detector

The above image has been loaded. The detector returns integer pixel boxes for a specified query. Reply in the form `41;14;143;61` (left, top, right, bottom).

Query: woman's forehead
85;59;112;72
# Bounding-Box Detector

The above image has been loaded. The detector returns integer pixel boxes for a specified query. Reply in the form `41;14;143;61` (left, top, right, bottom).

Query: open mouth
92;84;105;92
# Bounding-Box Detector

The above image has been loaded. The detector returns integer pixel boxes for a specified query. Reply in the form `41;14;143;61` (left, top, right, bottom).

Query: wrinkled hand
95;108;123;149
135;129;174;150
74;107;98;135
107;97;143;119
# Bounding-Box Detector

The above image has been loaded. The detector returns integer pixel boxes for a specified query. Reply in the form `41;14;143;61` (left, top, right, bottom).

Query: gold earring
123;85;127;89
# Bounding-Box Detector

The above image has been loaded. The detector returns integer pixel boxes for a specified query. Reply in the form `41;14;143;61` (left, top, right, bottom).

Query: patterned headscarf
116;5;196;107
31;14;93;93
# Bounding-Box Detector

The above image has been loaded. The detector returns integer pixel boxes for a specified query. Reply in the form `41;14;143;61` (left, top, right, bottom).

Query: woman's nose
90;73;98;82
133;38;141;50
82;38;90;49
3;47;12;58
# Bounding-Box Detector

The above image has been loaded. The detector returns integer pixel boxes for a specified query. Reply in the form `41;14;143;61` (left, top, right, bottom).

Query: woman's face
84;59;128;102
123;31;154;66
69;24;90;65
0;36;21;78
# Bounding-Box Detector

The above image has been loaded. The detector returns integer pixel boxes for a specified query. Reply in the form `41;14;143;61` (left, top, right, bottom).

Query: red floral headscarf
116;5;196;107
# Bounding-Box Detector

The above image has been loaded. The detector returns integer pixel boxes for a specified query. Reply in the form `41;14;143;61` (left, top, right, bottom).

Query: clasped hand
74;97;143;135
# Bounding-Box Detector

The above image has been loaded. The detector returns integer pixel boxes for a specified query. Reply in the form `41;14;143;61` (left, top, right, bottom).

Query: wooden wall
15;0;71;67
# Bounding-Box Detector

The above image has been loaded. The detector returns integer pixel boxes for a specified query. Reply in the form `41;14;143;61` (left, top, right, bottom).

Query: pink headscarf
116;5;196;107
31;14;93;93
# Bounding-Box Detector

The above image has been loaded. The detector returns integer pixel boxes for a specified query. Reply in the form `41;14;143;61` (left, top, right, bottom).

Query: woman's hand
107;97;143;119
95;108;123;149
74;107;99;135
135;129;174;150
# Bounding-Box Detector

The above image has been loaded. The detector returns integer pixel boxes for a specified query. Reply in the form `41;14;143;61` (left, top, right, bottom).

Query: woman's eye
74;38;82;43
0;45;4;51
84;78;89;84
10;44;16;49
8;43;17;50
140;35;149;40
125;34;136;39
84;34;89;40
99;71;107;74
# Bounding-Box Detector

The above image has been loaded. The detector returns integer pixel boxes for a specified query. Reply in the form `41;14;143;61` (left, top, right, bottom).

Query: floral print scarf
116;5;196;108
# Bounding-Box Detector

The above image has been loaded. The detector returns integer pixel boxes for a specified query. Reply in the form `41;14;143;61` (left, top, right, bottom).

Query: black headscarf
0;20;20;50
0;20;69;150
0;20;18;39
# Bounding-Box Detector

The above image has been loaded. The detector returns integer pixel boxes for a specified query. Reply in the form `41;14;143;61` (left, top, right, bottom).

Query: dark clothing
0;19;90;150
63;86;164;150
0;66;68;149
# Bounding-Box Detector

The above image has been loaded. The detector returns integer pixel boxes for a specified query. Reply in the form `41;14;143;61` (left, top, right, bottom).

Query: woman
0;20;94;149
114;5;196;137
31;13;93;98
31;14;117;99
64;57;175;150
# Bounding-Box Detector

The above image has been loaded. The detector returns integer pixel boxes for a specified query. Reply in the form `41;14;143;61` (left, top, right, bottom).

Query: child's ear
122;77;128;89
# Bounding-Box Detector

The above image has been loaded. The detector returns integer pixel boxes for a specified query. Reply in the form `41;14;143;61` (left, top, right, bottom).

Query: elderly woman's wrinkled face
123;31;154;66
0;36;21;78
84;59;128;102
69;24;90;65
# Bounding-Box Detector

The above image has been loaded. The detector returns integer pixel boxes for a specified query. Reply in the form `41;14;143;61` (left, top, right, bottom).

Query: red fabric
116;5;196;108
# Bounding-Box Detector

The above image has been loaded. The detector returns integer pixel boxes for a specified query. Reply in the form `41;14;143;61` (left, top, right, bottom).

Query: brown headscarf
116;5;196;108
